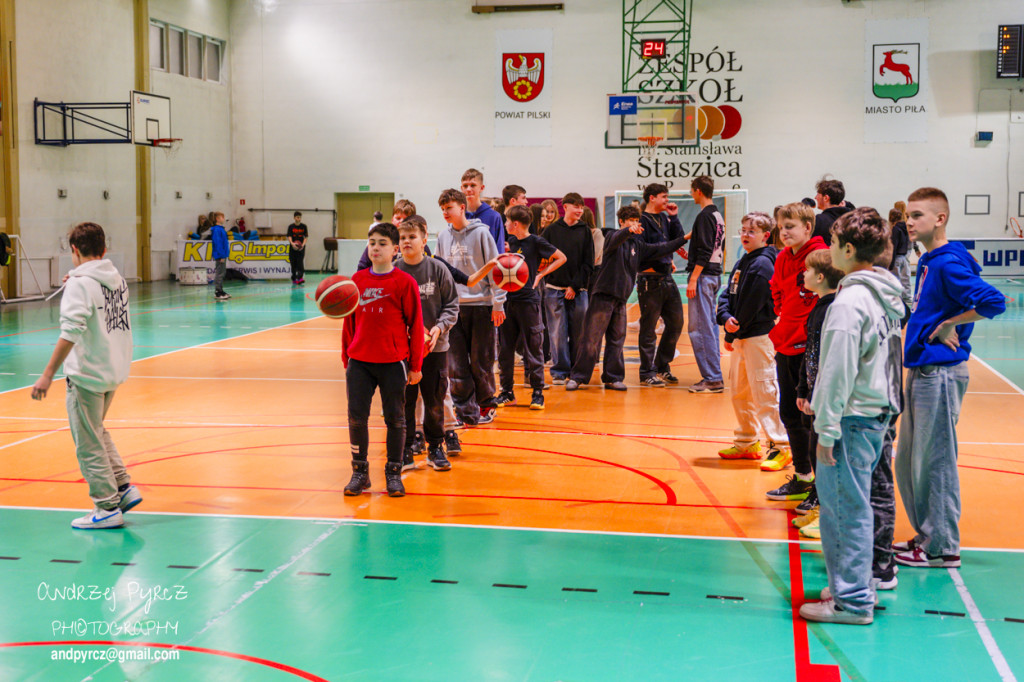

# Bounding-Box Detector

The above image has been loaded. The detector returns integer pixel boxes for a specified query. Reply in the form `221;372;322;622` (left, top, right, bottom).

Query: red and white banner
495;30;552;147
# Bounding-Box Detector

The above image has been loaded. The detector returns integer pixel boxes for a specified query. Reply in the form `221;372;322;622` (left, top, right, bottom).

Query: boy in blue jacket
893;188;1006;569
210;212;230;301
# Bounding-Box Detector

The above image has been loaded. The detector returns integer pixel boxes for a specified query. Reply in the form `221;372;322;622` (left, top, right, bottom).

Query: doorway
335;192;395;239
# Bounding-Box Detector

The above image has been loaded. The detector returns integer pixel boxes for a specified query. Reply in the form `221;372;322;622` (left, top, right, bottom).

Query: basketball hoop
637;135;662;162
152;138;182;159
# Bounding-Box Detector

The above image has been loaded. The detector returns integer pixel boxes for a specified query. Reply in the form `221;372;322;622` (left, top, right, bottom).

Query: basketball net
637;135;662;162
153;138;183;160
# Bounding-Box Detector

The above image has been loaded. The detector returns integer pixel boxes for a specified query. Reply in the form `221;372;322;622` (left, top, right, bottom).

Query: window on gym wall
168;27;184;76
205;39;221;83
150;22;166;70
187;32;203;79
150;20;225;84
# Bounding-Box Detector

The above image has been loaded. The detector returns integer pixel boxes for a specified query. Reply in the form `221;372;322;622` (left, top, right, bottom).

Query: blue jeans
687;272;722;383
543;287;589;379
816;415;886;615
895;363;969;556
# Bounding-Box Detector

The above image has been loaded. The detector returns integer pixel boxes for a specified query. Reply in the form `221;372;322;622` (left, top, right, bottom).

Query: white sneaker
71;507;124;530
118;485;143;512
799;597;872;625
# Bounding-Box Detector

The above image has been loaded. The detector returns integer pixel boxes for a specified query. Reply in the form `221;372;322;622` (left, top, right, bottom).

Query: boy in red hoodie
342;222;424;497
764;203;828;502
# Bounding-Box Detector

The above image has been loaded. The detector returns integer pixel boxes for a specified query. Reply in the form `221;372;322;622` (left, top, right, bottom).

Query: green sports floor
1;276;1023;682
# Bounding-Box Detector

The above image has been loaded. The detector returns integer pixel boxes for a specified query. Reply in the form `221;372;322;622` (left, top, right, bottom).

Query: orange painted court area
2;317;1023;549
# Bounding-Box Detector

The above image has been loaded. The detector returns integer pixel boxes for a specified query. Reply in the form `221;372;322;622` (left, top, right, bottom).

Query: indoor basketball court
1;1;1024;681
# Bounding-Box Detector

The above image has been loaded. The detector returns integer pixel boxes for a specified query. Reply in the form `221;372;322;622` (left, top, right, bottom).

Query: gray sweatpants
66;380;129;510
213;259;226;294
895;363;970;556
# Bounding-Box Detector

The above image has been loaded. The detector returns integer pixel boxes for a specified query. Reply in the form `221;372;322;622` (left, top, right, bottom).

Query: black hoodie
716;245;777;342
812;205;852;243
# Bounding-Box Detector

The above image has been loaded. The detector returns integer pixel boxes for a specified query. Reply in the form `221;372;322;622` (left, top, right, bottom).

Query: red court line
787;527;841;682
0;476;786;513
0;640;327;681
960;465;1024;477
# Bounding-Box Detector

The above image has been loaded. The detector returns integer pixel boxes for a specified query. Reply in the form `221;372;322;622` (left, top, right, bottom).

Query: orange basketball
491;253;529;292
315;275;359;318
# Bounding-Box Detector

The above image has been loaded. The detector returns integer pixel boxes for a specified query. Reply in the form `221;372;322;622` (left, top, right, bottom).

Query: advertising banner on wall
864;19;929;143
951;239;1024;277
495;29;552;147
176;240;291;280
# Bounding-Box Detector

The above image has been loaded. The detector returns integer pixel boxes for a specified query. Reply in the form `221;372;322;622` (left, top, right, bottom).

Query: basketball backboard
131;90;171;145
606;92;698;148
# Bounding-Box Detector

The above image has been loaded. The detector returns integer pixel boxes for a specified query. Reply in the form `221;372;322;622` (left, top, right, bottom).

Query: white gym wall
9;0;1024;292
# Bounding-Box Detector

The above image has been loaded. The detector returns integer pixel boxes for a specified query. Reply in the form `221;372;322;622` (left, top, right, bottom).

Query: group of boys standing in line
30;167;1008;635
337;170;1008;627
713;180;1005;625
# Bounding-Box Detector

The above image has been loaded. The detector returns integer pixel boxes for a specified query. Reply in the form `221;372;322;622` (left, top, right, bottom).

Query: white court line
949;568;1018;682
0;428;66;451
973;356;1024;397
129;375;344;382
0;316;324;397
85;518;346;680
5;504;1024;553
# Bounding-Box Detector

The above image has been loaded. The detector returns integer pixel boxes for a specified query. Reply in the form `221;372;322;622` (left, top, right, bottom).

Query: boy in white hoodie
799;208;904;625
32;222;139;529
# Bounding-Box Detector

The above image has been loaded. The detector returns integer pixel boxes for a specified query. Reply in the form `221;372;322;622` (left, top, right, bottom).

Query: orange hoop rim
151;138;182;148
636;135;663;147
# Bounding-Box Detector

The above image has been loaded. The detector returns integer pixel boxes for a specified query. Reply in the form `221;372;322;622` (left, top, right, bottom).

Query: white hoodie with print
59;259;133;393
810;267;905;447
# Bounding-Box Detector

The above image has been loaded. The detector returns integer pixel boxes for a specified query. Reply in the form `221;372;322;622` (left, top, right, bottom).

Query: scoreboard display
997;24;1023;78
640;39;667;59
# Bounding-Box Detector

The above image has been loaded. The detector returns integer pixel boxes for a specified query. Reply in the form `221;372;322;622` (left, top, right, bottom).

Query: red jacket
768;237;828;356
342;268;424;372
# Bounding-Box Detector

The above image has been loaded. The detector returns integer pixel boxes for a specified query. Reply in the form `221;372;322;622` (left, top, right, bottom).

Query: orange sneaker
759;445;792;472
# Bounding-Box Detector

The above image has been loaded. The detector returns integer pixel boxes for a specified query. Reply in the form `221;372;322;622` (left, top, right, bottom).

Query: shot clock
640;39;667;59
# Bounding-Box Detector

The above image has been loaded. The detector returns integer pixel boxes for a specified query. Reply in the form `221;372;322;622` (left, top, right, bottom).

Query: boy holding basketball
288;211;308;285
32;222;140;529
893;188;1006;568
396;216;459;471
342;222;424;497
476;205;565;410
800;207;904;625
567;205;687;391
436;188;505;426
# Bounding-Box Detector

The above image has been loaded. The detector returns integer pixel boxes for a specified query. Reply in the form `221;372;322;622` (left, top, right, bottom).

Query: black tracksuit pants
499;300;544;392
346;358;407;464
637;273;684;379
405;351;447;448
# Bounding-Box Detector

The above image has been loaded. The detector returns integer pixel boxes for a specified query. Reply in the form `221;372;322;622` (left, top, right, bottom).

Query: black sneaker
657;371;679;385
444;430;462;455
385;462;405;497
530;390;544;410
215;291;231;301
401;448;417;472
766;475;814;501
427;444;451;471
495;391;516;407
478;407;496;425
411;430;426;455
794;487;818;515
641;375;666;387
344;461;371;496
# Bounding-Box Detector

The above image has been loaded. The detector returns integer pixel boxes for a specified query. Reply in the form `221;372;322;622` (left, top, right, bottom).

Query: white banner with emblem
176;240;292;281
494;29;552;147
864;19;929;143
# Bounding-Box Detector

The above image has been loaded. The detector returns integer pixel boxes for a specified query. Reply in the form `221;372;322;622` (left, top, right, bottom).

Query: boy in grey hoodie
436;188;506;426
800;208;904;626
31;222;140;529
